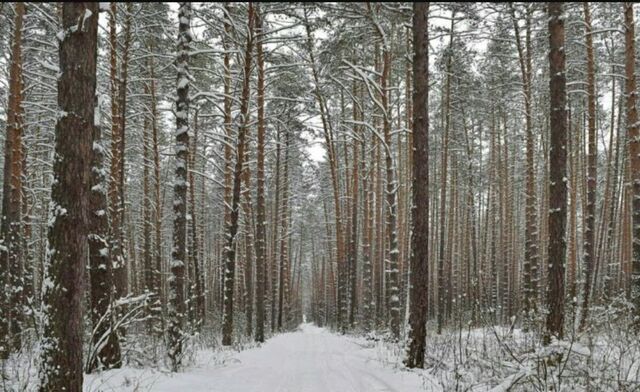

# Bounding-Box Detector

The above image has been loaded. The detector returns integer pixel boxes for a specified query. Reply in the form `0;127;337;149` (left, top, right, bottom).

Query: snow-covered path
85;324;425;391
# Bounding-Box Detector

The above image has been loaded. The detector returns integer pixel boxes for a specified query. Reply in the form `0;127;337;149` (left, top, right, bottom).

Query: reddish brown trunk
38;4;98;390
0;2;25;357
255;7;267;343
580;2;597;331
405;1;429;369
89;91;121;372
222;4;255;345
625;2;640;323
545;2;567;345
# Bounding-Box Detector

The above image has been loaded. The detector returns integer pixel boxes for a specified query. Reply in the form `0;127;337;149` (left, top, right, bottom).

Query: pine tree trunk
189;111;205;329
405;2;429;369
348;84;360;328
88;92;121;372
150;53;164;333
168;2;191;371
278;130;290;331
38;4;98;389
510;4;538;321
222;5;254;345
271;127;281;332
362;141;373;330
545;2;567;345
381;45;401;340
568;114;579;302
0;1;25;358
437;15;454;333
111;3;132;300
241;138;255;337
223;2;233;260
255;7;267;343
143;80;153;303
579;2;597;332
624;2;640;324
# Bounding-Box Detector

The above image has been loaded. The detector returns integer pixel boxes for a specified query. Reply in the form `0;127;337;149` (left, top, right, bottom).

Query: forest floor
84;323;427;391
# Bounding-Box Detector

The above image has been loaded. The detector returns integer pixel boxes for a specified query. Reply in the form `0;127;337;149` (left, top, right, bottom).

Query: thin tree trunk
380;36;401;340
222;4;255;345
623;2;640;324
89;92;121;372
278;129;290;331
255;7;267;343
405;1;429;369
271;126;281;332
111;3;132;300
241;135;255;337
511;4;538;320
168;2;192;371
580;2;597;331
150;52;164;333
437;14;454;334
189;111;204;329
362;138;373;330
348;84;360;328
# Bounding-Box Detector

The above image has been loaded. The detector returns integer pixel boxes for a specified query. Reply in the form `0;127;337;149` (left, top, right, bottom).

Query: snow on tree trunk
38;3;98;390
405;1;429;369
168;1;192;371
437;13;454;335
88;92;122;372
544;1;567;345
222;3;255;346
278;129;290;331
380;38;401;341
348;83;360;329
624;2;640;328
189;111;205;329
255;6;267;343
580;1;597;332
510;4;539;322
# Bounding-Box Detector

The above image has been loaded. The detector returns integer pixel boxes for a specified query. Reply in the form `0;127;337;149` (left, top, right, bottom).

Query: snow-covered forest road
85;324;425;391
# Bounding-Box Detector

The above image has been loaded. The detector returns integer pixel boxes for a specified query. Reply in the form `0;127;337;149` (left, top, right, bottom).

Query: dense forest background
0;2;639;391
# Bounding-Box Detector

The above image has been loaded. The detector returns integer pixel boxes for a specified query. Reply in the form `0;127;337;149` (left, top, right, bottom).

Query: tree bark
38;4;98;390
150;52;164;333
624;2;640;326
110;3;132;300
88;91;121;372
278;130;290;331
168;2;192;371
0;1;25;357
405;1;429;369
379;32;401;340
255;7;267;343
222;4;254;345
580;1;597;332
510;4;538;320
437;13;454;334
348;84;360;328
545;2;567;345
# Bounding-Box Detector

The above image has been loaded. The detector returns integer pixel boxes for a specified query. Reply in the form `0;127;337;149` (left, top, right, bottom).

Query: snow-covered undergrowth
3;306;639;391
359;303;640;391
1;314;260;392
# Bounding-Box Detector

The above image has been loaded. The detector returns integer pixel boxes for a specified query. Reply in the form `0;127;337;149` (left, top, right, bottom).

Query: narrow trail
85;324;425;391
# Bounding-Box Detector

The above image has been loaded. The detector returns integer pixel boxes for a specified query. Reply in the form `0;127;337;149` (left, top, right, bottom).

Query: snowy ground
84;324;426;392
